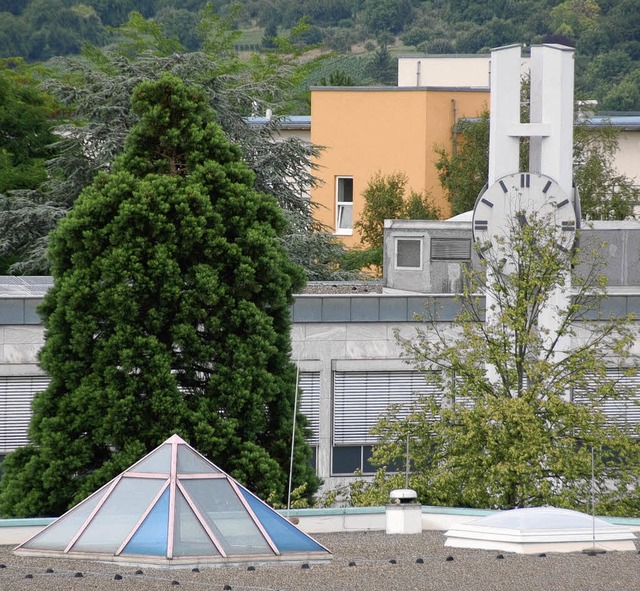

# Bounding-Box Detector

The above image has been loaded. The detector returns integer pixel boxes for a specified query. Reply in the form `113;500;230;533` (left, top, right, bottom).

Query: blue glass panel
123;488;169;556
238;486;328;554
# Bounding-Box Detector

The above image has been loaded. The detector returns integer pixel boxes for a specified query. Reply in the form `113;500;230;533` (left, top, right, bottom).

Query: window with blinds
430;238;471;261
333;370;441;445
0;376;50;454
573;369;640;432
298;371;320;445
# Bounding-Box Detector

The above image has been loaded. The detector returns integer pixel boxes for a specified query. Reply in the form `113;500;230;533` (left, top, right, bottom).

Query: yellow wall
310;87;489;247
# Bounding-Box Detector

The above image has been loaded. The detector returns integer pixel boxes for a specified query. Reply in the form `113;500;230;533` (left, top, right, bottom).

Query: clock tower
473;43;580;360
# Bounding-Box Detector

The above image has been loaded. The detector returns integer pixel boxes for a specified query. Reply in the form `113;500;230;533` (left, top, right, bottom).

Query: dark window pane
362;446;376;474
308;446;317;471
396;239;421;268
332;446;361;474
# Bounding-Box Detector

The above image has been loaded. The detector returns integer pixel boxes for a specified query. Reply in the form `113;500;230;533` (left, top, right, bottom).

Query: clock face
472;172;577;268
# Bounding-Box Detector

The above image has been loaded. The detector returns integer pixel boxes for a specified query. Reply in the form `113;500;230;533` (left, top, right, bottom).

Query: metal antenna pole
287;353;301;518
405;433;410;489
591;446;595;548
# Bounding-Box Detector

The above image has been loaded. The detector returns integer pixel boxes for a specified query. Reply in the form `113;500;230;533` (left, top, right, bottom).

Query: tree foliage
574;121;637;220
0;59;61;272
0;59;58;194
0;11;355;280
2;0;640;110
436;110;640;220
357;213;640;515
0;74;319;518
351;171;441;272
435;111;491;217
365;44;396;85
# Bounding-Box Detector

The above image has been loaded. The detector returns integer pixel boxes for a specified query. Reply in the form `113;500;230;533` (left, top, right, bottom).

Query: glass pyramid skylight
15;435;331;566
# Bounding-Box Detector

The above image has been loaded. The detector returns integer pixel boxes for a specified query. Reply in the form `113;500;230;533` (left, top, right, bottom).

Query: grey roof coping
310;85;490;92
580;115;640;130
244;115;311;129
1;278;639;324
398;53;491;59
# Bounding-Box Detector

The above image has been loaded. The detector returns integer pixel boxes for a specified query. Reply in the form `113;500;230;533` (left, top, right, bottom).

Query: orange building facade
310;86;489;247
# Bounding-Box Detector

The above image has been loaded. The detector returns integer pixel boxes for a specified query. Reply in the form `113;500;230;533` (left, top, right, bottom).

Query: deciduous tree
351;171;441;273
352;213;640;515
436;109;639;220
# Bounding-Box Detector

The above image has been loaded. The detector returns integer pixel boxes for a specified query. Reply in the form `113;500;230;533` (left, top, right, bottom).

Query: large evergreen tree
0;74;319;518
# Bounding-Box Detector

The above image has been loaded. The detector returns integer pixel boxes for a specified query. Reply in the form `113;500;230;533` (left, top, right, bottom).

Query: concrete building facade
2;271;640;494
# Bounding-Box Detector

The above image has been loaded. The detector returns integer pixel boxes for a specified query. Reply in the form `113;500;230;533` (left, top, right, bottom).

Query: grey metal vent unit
396;238;422;269
431;238;471;261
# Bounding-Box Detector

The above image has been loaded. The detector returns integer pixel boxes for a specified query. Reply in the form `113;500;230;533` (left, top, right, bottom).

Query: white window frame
395;236;423;270
335;176;354;235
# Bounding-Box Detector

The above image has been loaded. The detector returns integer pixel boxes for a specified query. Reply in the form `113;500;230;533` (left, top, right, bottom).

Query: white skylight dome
444;506;637;554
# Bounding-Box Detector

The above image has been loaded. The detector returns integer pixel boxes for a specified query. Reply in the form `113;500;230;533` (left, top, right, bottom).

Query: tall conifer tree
0;74;319;517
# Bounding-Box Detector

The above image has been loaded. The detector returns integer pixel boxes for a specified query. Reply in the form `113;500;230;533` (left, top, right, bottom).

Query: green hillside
1;0;639;109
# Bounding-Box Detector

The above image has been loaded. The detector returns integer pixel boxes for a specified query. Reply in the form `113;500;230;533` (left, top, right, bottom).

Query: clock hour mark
555;242;569;253
474;220;488;231
520;173;530;188
480;198;494;208
499;180;508;193
556;199;569;209
561;220;576;231
480;243;493;254
542;180;552;194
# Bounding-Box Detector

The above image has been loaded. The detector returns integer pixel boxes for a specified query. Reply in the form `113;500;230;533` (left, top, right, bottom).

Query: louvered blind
0;376;49;453
430;238;471;261
298;371;320;445
333;371;441;444
573;369;640;431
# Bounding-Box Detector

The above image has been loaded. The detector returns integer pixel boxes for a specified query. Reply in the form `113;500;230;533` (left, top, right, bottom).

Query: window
332;445;401;475
298;371;320;471
298;371;320;445
336;177;353;234
573;368;640;433
332;370;441;474
430;238;471;261
395;238;422;269
0;375;50;454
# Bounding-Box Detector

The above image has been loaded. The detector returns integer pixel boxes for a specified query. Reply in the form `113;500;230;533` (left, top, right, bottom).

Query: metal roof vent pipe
386;489;421;534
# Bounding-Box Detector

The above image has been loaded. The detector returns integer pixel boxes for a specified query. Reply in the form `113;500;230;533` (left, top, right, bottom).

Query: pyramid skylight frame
15;434;331;566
